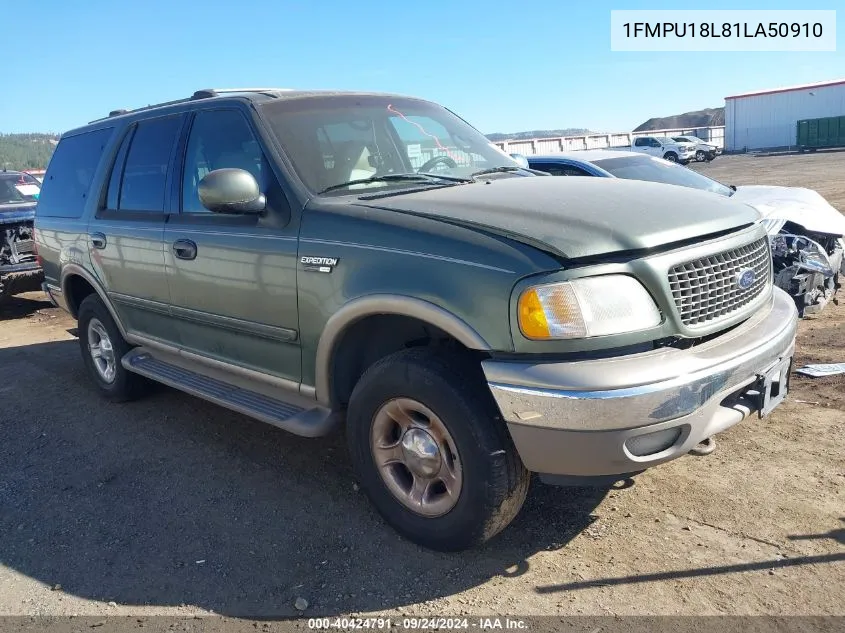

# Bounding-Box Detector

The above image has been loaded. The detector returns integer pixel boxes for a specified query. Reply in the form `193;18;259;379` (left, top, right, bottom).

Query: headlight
517;275;662;340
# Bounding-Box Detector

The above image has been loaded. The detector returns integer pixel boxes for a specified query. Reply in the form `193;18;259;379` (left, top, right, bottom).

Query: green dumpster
797;115;845;151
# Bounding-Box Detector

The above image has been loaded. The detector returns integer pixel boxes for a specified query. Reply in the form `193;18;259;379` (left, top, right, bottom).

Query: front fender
312;294;491;405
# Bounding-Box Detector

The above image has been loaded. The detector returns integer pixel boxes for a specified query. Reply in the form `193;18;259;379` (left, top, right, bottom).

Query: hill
633;107;724;132
0;133;60;170
486;128;592;142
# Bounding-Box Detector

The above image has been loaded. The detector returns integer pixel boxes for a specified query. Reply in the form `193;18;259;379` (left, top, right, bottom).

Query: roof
85;87;420;125
725;78;845;100
63;87;426;137
527;149;639;162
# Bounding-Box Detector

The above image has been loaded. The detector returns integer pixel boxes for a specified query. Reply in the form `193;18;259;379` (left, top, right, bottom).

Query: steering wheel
418;155;457;172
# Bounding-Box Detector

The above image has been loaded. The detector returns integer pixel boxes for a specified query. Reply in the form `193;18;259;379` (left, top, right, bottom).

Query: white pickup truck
628;136;696;164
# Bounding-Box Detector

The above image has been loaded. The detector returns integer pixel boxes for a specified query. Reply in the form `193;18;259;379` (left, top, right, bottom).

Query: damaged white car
731;186;845;315
525;151;845;316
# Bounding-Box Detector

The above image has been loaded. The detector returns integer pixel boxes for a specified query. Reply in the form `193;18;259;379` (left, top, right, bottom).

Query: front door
88;114;185;344
163;107;301;383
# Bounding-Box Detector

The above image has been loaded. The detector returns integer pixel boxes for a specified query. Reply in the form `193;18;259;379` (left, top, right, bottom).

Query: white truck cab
631;136;696;164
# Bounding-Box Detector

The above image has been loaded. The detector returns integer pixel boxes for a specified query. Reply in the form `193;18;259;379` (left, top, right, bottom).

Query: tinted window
35;128;113;218
182;109;269;213
591;155;733;196
633;138;647;147
105;128;135;210
119;116;181;212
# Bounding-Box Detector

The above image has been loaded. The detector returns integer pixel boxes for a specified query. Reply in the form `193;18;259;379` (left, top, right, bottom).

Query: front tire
346;348;530;551
77;294;148;402
695;150;706;162
663;152;678;162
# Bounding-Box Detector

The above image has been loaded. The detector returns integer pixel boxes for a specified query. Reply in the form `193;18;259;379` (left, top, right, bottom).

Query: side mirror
198;168;266;214
509;153;530;169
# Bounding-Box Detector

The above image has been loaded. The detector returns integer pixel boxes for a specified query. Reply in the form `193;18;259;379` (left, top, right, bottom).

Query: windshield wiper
469;166;522;179
318;173;470;194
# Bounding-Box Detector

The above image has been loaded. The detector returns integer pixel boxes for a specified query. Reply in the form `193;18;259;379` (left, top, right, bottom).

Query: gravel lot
1;152;843;620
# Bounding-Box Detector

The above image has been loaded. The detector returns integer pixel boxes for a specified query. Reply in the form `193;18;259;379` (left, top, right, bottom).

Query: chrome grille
668;238;771;327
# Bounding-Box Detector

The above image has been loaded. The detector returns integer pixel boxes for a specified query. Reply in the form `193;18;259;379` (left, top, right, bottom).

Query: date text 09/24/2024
307;618;528;630
622;22;824;38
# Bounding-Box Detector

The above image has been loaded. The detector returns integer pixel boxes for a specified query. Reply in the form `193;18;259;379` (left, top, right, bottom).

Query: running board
122;348;335;437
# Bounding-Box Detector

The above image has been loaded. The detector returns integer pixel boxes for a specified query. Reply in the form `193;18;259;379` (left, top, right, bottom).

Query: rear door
88;114;185;344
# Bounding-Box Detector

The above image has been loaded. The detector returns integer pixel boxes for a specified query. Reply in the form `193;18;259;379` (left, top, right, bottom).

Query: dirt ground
0;153;843;622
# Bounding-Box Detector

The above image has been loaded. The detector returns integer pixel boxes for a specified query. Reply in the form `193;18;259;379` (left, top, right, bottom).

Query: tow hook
689;436;716;456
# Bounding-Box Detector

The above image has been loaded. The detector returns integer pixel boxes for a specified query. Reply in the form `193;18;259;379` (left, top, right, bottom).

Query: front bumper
483;287;798;479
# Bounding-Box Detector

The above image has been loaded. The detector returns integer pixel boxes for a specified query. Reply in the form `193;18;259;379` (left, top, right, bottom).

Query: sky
1;0;842;135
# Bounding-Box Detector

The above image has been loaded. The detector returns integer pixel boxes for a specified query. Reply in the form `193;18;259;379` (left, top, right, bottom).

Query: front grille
668;237;771;327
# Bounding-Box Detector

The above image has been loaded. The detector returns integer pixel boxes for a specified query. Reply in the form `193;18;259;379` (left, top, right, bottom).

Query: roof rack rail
87;96;195;124
191;88;290;100
87;88;292;125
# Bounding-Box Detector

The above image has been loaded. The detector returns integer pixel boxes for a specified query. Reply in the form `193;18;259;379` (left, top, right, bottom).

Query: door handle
172;239;198;261
89;232;107;249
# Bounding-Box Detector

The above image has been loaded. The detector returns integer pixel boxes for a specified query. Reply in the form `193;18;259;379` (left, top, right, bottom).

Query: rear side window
114;116;181;212
35;128;113;218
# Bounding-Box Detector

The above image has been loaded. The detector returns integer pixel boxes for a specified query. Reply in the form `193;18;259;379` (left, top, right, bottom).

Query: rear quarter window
36;128;114;218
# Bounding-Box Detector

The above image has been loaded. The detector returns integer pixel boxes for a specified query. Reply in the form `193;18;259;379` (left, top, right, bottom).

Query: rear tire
346;348;530;551
77;294;148;402
695;150;706;162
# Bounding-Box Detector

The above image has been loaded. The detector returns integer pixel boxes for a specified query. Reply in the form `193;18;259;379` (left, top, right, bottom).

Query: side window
115;116;181;212
35;128;113;218
181;109;269;213
105;128;135;210
651;138;663;147
634;138;647;147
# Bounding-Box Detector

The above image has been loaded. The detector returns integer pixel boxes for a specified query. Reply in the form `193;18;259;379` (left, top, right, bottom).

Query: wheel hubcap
87;318;116;383
370;398;462;517
401;428;442;478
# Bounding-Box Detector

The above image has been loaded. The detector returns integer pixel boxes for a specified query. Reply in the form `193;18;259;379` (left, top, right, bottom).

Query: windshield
259;95;521;194
0;172;41;204
592;155;733;196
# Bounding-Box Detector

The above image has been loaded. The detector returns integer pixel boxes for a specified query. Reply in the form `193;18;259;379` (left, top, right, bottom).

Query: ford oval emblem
735;268;756;290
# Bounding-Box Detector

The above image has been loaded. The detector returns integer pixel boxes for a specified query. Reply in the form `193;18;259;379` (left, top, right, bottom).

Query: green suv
35;88;798;551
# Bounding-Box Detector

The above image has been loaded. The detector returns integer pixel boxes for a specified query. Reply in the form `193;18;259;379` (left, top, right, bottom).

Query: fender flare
313;294;491;407
60;264;131;339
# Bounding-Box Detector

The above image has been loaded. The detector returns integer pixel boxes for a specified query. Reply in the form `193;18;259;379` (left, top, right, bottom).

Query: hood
354;176;760;259
731;185;845;237
0;202;36;224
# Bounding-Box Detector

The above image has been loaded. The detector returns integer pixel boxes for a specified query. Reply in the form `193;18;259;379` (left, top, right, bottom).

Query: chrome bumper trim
483;287;798;433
